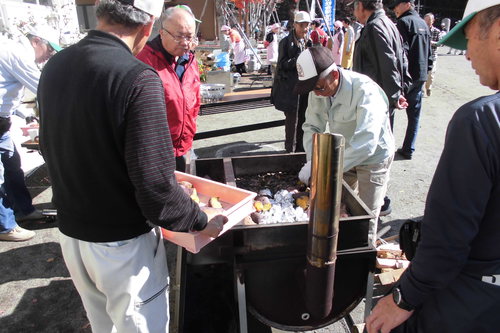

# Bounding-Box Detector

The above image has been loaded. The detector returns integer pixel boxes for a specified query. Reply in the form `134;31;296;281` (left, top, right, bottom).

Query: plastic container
161;171;257;253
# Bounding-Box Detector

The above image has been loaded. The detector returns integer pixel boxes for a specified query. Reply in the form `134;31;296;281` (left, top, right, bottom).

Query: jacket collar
330;68;350;106
399;8;418;19
88;30;132;54
367;9;386;24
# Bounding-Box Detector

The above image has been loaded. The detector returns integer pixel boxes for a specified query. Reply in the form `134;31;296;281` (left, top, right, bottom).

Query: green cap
438;0;500;50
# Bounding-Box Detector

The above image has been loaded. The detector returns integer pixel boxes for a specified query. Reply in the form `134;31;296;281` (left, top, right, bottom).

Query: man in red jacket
137;5;200;171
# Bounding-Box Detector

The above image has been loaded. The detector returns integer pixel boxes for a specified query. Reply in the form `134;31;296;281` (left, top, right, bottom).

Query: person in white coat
0;25;61;242
221;25;247;74
264;23;280;76
296;46;394;245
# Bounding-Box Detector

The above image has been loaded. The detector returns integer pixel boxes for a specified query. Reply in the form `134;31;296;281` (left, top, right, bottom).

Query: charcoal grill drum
178;153;376;332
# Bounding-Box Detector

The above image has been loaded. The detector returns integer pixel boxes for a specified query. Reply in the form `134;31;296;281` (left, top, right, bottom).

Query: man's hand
199;207;227;238
365;294;413;333
396;95;409;109
299;160;311;184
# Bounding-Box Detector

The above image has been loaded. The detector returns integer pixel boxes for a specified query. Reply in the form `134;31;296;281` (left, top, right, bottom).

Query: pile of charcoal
236;172;310;224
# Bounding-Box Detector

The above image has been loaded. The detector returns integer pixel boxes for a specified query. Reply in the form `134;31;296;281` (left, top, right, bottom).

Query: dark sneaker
427;89;431;97
396;148;412;160
16;209;45;222
380;197;392;216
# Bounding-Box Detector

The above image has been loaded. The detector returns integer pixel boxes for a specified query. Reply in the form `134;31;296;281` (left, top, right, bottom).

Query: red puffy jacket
137;37;201;157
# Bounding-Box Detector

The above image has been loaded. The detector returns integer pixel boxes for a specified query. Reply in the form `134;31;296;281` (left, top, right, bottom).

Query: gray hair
161;6;196;27
96;0;152;28
424;13;434;21
478;5;500;39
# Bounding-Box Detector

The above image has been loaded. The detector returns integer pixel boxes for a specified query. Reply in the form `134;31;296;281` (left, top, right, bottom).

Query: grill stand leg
173;246;187;333
235;267;248;333
364;271;375;318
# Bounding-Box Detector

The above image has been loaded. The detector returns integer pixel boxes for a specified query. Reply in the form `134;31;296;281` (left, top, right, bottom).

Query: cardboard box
161;171;256;253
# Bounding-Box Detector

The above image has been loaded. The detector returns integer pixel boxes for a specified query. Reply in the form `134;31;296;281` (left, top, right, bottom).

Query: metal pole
305;133;344;319
315;0;333;38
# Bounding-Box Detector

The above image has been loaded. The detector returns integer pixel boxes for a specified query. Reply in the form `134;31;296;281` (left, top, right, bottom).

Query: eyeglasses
162;26;198;44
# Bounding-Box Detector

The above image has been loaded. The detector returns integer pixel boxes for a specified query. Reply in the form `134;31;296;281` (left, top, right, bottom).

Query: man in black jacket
353;0;409;129
389;0;431;160
271;11;311;153
353;0;409;216
38;0;225;331
366;1;500;332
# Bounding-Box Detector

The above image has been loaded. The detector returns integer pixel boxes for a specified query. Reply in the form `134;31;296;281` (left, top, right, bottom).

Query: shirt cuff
191;210;208;231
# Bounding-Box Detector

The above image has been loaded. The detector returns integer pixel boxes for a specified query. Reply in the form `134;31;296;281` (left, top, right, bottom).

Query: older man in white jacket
0;25;61;241
296;46;394;244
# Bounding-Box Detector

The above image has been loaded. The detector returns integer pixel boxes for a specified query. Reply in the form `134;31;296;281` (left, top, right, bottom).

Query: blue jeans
0;188;17;233
1;145;35;216
402;81;425;154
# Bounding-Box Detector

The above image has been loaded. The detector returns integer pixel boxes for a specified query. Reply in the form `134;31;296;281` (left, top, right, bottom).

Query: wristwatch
392;286;415;311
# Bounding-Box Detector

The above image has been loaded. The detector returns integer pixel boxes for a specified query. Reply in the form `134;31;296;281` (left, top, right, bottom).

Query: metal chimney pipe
305;133;344;319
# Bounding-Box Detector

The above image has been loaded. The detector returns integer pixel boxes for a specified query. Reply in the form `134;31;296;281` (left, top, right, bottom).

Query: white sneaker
16;210;45;222
0;226;36;242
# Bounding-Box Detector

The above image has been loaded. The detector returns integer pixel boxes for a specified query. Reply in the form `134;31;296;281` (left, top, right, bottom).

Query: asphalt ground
0;49;492;333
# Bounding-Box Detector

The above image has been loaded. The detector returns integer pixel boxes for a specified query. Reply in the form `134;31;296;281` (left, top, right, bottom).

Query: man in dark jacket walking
271;11;311;153
389;0;431;160
352;0;409;216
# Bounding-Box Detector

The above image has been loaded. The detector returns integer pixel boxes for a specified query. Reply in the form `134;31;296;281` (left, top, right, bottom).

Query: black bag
399;219;421;261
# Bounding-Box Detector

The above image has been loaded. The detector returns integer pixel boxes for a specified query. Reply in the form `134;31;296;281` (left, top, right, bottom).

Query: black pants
175;155;186;172
284;94;308;153
235;63;246;75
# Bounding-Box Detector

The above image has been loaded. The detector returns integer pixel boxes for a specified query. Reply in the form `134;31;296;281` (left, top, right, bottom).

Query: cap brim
294;75;319;95
48;41;62;52
438;12;475;50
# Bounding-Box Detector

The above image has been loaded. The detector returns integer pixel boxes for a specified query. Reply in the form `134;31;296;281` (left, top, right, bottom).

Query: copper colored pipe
305;133;344;319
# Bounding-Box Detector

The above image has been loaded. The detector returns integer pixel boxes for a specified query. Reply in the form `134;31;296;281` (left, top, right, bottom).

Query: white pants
343;155;393;244
59;228;169;333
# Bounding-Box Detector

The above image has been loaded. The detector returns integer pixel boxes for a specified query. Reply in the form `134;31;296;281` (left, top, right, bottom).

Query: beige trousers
425;60;437;92
59;228;169;333
343;155;393;244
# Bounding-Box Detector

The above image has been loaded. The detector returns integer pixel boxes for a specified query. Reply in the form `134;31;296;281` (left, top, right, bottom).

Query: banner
322;0;335;31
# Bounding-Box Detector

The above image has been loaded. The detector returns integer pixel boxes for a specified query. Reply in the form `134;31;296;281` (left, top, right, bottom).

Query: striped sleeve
124;69;207;232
